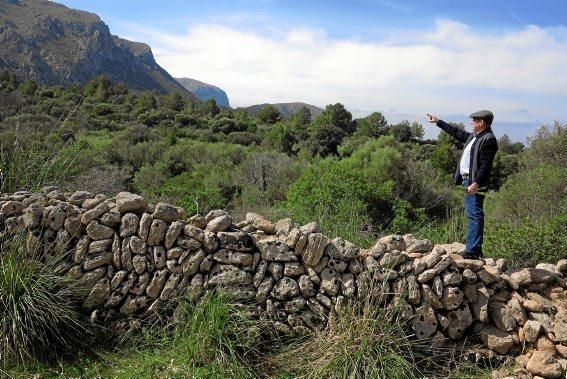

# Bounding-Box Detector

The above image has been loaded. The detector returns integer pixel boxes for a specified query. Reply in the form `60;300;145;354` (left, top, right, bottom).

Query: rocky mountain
175;77;230;108
0;0;196;99
243;102;323;119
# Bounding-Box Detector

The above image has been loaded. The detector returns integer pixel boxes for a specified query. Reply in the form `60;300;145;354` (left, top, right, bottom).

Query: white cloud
125;19;567;132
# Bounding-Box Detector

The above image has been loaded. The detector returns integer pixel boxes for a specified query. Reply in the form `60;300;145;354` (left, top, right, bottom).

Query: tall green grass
8;291;263;378
265;285;431;378
0;235;92;368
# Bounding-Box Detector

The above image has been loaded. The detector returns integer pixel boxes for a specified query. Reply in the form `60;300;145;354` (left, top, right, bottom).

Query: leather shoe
461;251;483;259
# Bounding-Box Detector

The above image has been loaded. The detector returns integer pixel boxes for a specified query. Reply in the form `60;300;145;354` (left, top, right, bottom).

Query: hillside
0;0;196;98
243;102;324;118
176;77;230;107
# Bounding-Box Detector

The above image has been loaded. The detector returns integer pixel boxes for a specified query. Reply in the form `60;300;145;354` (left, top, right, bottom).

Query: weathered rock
253;260;268;287
258;240;297;262
272;277;300;300
422;249;442;269
64;215;82;236
153;202;180;223
146;269;170;298
406;239;433;254
83;277;111;310
83;252;112;271
320;268;340;296
446;305;473;339
432;275;443;297
443;287;464;311
554;308;567;342
524;319;543;343
88;238;112;254
300;222;321;234
462;268;477;284
160;273;182;300
67;191;91;206
132;255;147;274
507;296;527;326
86;220;114;240
1;201;24;216
340;273;356;297
22;203;44;228
206;215;232;232
417;268;437;283
325;237;359;260
377;234;406;251
480;325;515;354
213;249;253;266
256;277;275;303
526;351;564;378
217;231;253;251
268;262;284;281
120;295;150;315
489;301;517;332
477;266;501;285
138;213;152;242
380;250;408;269
208;266;253;286
100;211;121;228
284;262;305;276
116;192;148;213
298;275;316;298
472;284;490;322
510;268;557;286
246;212;275;234
454;258;485;271
421;284;442;309
147;219;166;246
302;233;328;266
81;203;110;225
412;303;438;339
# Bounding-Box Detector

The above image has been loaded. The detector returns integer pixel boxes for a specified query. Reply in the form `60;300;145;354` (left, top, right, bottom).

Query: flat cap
469;110;494;124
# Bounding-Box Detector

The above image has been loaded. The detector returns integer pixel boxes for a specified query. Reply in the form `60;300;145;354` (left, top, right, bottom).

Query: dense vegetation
1;70;565;377
1;70;565;265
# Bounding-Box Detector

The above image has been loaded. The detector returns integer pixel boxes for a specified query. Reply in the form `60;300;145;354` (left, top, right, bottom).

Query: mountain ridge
0;0;196;99
175;77;230;107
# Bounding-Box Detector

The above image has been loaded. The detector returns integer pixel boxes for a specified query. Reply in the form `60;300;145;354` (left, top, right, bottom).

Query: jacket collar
475;126;492;137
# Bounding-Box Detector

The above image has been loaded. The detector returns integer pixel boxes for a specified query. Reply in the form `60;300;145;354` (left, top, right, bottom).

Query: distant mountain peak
175;77;230;108
0;0;197;99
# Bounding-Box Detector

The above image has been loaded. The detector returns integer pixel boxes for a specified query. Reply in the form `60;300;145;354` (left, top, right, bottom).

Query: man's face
471;118;485;134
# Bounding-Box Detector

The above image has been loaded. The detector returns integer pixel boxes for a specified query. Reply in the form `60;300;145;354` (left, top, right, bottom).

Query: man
427;110;498;259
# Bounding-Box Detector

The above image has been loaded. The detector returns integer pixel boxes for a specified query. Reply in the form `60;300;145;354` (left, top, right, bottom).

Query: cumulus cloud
124;19;567;135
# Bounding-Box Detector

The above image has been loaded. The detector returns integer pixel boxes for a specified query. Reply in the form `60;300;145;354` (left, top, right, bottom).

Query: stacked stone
1;190;567;378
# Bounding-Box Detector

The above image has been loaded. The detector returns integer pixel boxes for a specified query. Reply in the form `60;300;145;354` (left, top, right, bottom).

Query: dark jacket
436;120;498;192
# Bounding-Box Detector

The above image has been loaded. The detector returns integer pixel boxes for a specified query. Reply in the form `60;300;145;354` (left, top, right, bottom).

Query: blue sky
56;0;567;141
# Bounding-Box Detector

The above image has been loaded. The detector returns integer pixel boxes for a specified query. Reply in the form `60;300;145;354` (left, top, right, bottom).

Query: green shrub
0;236;91;367
487;164;567;226
485;214;567;267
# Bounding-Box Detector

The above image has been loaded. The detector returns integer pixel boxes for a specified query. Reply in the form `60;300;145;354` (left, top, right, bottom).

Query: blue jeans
463;179;485;254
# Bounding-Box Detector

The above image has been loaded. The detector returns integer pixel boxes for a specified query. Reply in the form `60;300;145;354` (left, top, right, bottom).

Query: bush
487;164;567;226
0;235;91;367
485;214;567;267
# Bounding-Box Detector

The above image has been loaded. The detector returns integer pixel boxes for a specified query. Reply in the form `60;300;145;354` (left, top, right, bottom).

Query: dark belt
462;174;469;180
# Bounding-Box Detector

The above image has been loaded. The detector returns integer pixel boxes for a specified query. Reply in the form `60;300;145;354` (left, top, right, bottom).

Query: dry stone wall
1;188;567;378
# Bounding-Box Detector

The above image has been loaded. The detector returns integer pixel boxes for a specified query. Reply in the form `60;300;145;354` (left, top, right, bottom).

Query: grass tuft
0;234;92;368
265;283;431;379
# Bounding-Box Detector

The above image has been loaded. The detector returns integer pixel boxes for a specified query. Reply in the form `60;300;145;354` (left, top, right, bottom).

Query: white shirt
460;136;476;176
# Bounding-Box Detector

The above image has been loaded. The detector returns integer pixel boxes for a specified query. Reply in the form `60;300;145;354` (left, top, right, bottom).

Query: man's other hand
427;113;439;123
467;182;479;195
